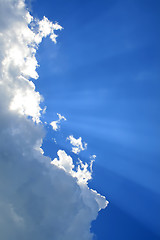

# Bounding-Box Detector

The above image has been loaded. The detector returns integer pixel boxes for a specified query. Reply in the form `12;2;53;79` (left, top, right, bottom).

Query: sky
0;0;160;240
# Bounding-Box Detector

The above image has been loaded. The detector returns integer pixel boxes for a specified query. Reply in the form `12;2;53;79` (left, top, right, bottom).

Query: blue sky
29;0;160;239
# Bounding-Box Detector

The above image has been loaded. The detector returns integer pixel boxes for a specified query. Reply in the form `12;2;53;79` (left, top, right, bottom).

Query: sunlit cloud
67;135;87;154
50;113;67;131
0;0;108;239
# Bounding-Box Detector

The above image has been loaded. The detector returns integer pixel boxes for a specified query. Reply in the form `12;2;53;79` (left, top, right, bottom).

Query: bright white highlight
38;16;63;43
1;3;62;123
50;113;66;131
51;149;108;206
51;150;92;184
67;135;87;154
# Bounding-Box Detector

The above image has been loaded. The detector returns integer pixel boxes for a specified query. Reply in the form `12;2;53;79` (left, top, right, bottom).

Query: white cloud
51;150;91;184
0;0;108;239
50;113;66;131
91;154;96;159
51;149;108;206
67;135;87;154
38;16;63;43
0;0;62;123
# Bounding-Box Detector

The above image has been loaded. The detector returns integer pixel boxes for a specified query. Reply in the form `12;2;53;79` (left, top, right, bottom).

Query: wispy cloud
67;135;87;154
50;113;66;131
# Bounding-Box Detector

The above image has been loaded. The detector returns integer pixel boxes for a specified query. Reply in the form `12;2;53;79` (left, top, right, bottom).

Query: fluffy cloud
51;150;92;184
50;113;66;131
67;135;87;154
0;0;108;240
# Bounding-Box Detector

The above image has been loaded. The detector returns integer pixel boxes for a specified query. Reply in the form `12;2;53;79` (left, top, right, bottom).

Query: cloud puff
50;113;66;131
51;150;93;185
0;0;62;123
67;135;87;154
0;1;108;239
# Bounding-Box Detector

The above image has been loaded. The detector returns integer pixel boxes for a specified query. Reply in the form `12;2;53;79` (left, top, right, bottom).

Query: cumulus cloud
51;150;92;185
50;113;66;131
0;0;62;123
0;0;108;239
67;135;87;154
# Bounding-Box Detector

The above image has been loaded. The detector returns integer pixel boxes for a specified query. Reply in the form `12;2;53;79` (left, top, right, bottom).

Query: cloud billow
0;0;108;239
67;135;87;154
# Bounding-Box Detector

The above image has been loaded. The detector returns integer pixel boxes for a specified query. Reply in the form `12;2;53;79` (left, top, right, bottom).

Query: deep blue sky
29;0;160;239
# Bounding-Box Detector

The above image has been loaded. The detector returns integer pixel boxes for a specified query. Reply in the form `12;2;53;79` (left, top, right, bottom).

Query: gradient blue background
28;0;160;239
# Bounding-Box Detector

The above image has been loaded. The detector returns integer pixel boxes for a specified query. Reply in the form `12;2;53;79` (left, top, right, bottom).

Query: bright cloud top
0;0;108;239
52;150;93;185
67;135;87;154
50;113;66;131
0;0;62;123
